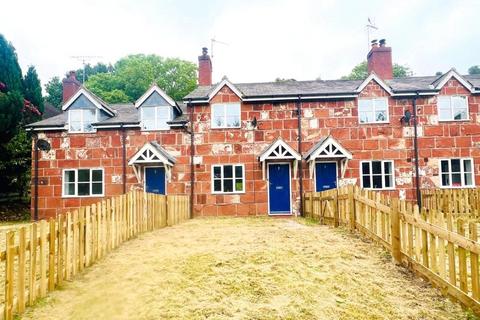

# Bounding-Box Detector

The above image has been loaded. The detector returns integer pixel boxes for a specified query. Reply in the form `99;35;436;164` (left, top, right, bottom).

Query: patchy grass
21;217;472;320
0;199;30;222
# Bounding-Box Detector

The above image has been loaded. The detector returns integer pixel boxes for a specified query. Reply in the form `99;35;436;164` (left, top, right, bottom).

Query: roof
184;72;480;102
304;136;352;161
42;102;61;119
26;101;187;130
128;141;176;166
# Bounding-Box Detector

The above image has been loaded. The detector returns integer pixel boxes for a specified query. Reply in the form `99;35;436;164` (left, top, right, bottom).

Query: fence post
348;185;356;232
390;198;402;264
5;231;15;320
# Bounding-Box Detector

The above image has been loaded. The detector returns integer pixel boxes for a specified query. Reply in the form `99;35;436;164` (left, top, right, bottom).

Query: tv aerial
210;37;229;59
70;55;103;83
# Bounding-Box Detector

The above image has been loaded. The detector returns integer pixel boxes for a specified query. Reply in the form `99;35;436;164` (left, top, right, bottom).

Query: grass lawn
21;217;473;320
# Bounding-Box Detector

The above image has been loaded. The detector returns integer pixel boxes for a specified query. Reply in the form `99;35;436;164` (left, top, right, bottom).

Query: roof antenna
365;17;378;51
70;55;103;83
210;37;229;59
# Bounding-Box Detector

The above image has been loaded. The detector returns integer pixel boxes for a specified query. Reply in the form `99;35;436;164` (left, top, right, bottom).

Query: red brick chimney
198;47;212;86
367;39;393;80
62;71;81;102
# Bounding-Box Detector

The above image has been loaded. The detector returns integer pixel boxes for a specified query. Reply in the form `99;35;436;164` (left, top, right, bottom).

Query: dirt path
22;218;470;320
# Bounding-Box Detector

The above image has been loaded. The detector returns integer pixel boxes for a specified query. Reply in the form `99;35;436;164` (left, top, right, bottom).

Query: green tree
85;54;197;103
341;61;413;80
44;76;63;108
468;65;480;75
0;34;24;142
23;66;44;115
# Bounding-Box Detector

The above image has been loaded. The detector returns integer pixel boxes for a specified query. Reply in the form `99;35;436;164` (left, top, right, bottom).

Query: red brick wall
32;77;480;218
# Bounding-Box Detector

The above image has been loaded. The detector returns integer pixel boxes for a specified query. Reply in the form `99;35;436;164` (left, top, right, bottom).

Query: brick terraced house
27;41;480;219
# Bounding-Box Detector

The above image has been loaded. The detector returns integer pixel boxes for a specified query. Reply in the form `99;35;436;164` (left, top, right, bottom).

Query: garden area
20;217;470;320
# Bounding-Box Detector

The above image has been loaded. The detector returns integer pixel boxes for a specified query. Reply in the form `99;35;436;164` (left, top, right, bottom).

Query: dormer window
438;95;468;121
67;94;100;133
141;106;172;130
358;98;389;124
211;103;241;128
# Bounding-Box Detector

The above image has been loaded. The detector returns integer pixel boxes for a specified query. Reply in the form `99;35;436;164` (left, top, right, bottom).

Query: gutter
121;124;127;194
33;133;39;221
188;99;195;219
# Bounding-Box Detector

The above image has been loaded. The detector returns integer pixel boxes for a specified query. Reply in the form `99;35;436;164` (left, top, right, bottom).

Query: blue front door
268;163;291;214
315;162;337;192
145;167;166;194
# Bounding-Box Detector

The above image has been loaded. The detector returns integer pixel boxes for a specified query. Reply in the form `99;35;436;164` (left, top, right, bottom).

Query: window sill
212;191;246;195
438;119;470;122
68;130;97;134
359;121;390;125
140;128;171;132
210;127;242;130
62;194;105;198
362;187;395;191
439;185;475;189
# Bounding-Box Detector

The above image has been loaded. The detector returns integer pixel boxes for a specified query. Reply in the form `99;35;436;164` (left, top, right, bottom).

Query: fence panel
0;192;190;320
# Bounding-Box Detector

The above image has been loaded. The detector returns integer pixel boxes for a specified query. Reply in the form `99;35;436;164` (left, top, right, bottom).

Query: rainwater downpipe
33;133;39;221
297;96;304;216
188;99;195;219
412;93;422;207
121;124;127;194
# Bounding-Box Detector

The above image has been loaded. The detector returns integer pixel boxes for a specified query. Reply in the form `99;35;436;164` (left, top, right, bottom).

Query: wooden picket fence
304;186;480;314
422;188;480;218
0;190;190;320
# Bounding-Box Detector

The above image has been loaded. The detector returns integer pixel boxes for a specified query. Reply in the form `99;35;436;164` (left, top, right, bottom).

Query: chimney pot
367;39;393;80
198;47;212;86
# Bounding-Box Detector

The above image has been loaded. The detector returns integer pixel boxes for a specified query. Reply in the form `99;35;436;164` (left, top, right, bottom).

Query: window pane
359;111;375;123
83;109;96;132
142;107;155;119
64;170;75;183
441;174;450;187
463;159;472;173
226;115;240;127
385;175;392;188
440;160;449;173
70;121;82;132
465;172;473;186
452;96;467;120
452;173;461;186
374;99;387;110
372;161;382;174
375;111;387;122
142;120;155;130
451;159;461;173
224;165;233;178
214;180;222;192
362;175;371;188
213;166;221;178
384;162;392;174
78;169;90;182
235;166;243;178
438;107;452;121
92;170;103;182
235;179;243;192
223;179;233;192
372;175;382;189
78;183;90;196
361;162;370;175
64;183;75;196
226;105;240;127
212;105;225;127
92;183;102;195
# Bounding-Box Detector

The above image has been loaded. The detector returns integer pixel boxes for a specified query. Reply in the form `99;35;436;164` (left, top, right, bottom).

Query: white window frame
68;109;98;133
211;103;241;129
360;160;395;190
358;97;389;124
437;95;469;122
439;158;475;188
211;164;245;194
62;168;105;198
141;106;172;131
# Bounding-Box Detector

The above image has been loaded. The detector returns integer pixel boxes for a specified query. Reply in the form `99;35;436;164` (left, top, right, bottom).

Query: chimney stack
367;38;393;80
62;71;81;102
198;47;212;86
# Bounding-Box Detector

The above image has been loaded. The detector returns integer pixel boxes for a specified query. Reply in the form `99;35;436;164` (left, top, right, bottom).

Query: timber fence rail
0;190;190;320
422;188;480;217
305;186;480;314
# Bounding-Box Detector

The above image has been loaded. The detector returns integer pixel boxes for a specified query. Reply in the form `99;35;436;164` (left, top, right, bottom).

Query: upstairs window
440;158;474;188
358;98;389;124
361;160;394;189
438;96;468;121
69;109;97;132
212;164;244;193
63;168;104;197
211;103;241;128
141;106;171;130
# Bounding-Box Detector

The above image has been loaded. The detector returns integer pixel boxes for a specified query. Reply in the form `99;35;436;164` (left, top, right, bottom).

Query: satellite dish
36;139;51;152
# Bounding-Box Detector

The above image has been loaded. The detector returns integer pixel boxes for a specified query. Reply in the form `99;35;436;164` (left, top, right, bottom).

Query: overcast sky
1;0;479;88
